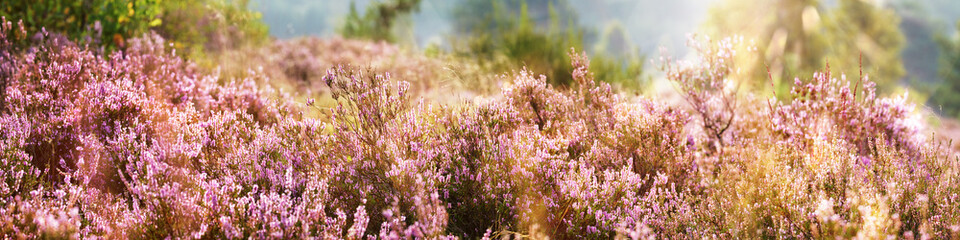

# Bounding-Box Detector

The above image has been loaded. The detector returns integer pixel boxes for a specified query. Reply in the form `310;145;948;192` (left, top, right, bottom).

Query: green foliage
452;0;645;89
593;21;648;92
0;0;267;55
338;0;422;42
451;0;579;86
706;0;905;95
0;0;164;50
824;0;906;91
156;0;269;57
893;1;941;85
590;52;647;93
451;0;577;35
931;22;960;118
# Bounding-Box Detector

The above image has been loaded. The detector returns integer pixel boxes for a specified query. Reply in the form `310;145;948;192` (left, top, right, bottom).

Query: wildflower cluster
212;36;494;105
0;17;958;239
663;37;959;238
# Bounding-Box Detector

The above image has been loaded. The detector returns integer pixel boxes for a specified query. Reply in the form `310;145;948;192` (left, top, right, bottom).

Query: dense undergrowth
1;14;959;239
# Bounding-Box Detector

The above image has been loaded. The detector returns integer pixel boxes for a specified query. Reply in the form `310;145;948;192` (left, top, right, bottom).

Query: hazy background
250;0;960;85
250;0;714;54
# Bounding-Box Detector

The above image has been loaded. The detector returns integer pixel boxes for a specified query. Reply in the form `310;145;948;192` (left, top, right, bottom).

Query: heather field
3;0;960;239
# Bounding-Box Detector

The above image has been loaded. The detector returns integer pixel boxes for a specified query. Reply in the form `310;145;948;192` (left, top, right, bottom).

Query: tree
931;22;960;118
823;0;906;91
705;0;905;95
339;0;422;43
0;0;165;51
450;0;645;89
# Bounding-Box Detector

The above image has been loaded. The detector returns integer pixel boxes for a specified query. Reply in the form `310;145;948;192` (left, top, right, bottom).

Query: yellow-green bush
451;0;647;90
0;0;268;55
338;0;421;43
0;0;163;50
156;0;269;57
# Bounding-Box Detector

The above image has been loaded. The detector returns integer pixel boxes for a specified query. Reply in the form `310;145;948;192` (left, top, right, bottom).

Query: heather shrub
662;36;960;238
0;18;314;237
211;35;502;112
1;15;959;239
660;36;742;151
430;49;692;238
321;66;453;238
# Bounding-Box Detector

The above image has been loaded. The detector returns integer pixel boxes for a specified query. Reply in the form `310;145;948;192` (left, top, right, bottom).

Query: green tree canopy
339;0;422;43
931;22;960;118
705;0;905;95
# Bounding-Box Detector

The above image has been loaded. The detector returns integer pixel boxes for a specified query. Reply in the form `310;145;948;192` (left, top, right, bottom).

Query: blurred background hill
250;0;958;82
249;0;960;112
